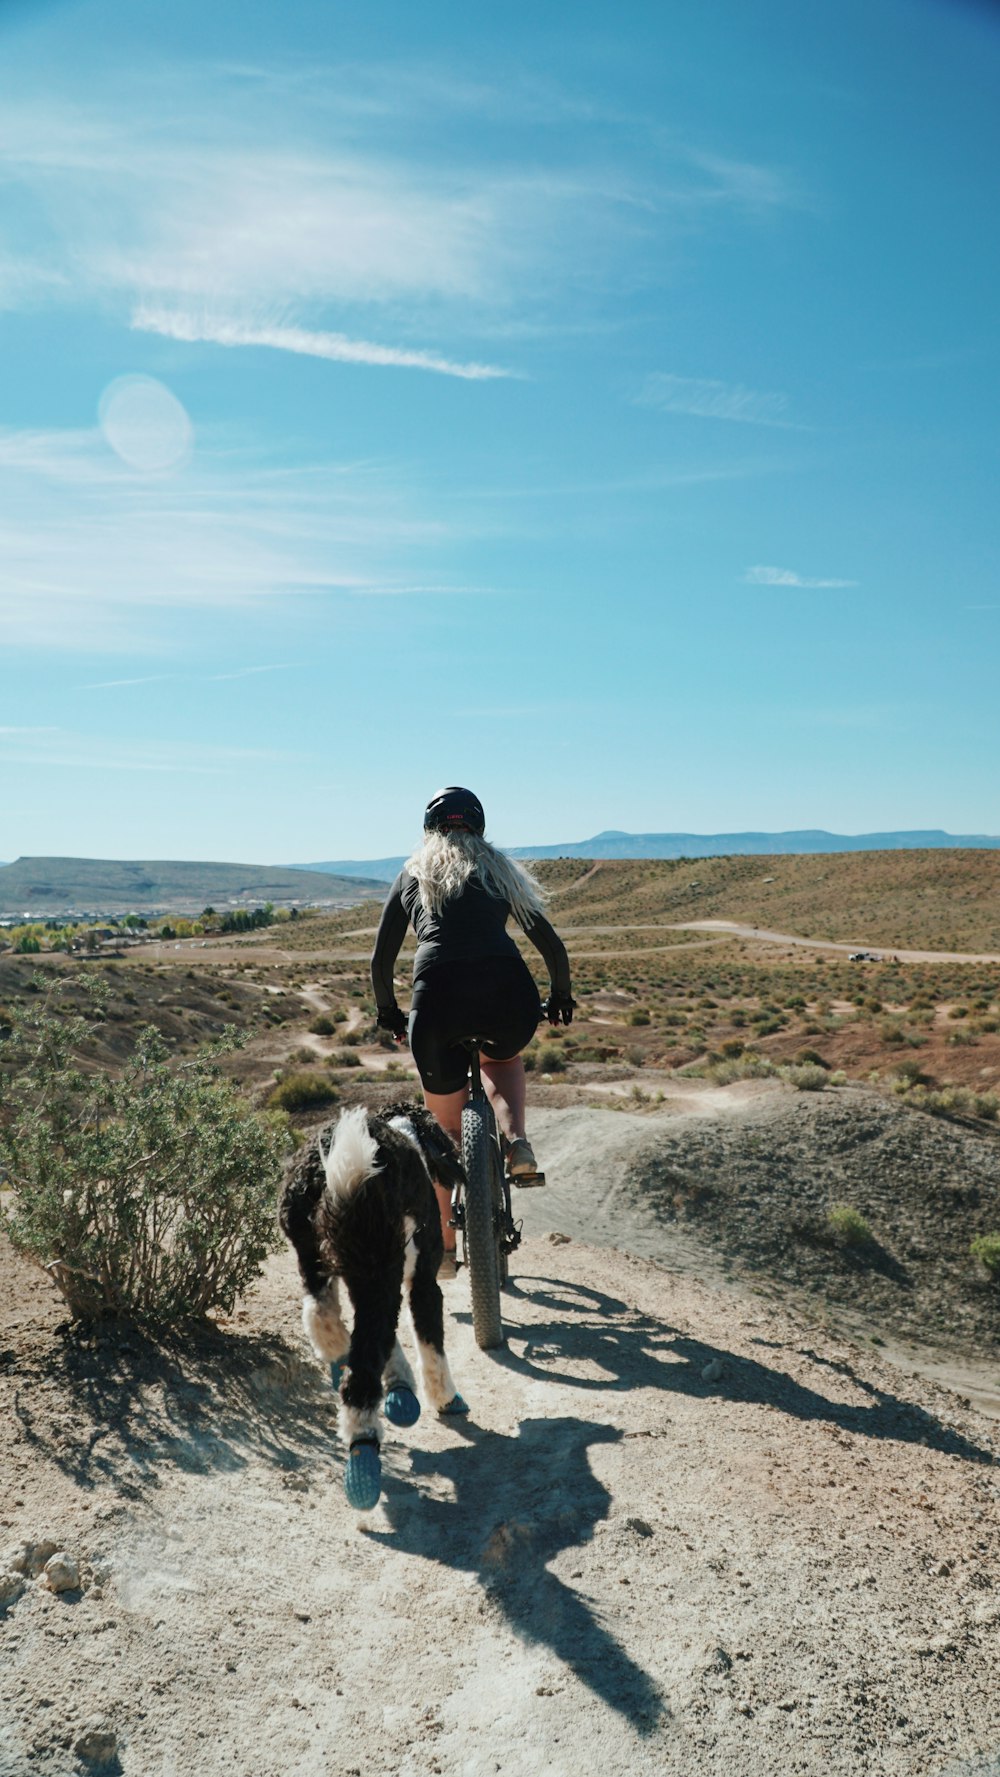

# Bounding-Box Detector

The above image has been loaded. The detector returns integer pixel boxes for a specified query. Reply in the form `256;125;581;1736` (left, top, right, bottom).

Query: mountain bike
451;1038;544;1351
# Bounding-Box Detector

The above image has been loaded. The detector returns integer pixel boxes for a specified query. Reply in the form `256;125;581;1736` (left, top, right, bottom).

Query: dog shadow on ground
367;1412;666;1735
490;1275;995;1465
10;1322;340;1502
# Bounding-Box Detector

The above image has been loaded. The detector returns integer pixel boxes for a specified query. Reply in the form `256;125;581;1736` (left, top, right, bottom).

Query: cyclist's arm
520;910;572;1000
370;874;409;1011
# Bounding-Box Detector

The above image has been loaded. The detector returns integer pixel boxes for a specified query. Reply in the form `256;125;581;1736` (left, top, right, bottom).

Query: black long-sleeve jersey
370;870;571;1012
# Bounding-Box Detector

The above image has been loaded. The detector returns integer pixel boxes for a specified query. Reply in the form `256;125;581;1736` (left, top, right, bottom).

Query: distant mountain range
0;857;384;919
301;829;1000;883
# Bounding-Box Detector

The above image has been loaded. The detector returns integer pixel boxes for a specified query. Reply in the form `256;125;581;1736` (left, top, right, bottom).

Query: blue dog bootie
439;1393;470;1417
330;1361;343;1392
344;1437;382;1511
384;1385;421;1428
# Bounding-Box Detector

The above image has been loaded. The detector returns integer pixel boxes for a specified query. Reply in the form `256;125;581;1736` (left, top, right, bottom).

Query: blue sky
2;0;998;862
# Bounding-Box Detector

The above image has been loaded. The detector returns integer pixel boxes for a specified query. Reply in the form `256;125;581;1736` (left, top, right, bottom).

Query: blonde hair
405;829;546;927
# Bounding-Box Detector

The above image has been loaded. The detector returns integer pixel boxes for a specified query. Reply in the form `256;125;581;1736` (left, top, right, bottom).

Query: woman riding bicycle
370;786;574;1262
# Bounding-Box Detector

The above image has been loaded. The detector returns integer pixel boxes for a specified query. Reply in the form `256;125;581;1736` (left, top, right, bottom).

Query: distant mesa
301;828;1000;883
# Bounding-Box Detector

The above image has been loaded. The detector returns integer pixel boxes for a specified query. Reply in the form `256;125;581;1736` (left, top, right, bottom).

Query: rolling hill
0;856;383;918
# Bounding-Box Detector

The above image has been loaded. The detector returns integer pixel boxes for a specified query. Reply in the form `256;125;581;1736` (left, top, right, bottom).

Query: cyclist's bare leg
423;1086;467;1249
480;1054;526;1143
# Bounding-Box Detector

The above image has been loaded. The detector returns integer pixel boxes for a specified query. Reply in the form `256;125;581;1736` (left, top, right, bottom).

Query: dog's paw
384;1385;421;1428
344;1439;382;1511
439;1393;470;1417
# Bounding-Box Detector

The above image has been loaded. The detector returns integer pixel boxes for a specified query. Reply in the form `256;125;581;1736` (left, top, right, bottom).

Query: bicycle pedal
510;1170;546;1188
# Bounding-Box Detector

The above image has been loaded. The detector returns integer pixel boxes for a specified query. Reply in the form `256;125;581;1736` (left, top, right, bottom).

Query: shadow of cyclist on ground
365;1413;666;1734
494;1275;994;1465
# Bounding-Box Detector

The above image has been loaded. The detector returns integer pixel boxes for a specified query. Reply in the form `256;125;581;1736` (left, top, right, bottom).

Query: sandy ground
4;1097;1000;1776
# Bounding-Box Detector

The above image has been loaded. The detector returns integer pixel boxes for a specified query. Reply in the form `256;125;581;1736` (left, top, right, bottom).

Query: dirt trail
676;919;1000;964
3;1104;1000;1775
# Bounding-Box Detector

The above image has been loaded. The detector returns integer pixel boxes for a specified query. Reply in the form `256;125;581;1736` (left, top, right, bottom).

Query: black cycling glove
542;993;576;1027
376;1004;408;1040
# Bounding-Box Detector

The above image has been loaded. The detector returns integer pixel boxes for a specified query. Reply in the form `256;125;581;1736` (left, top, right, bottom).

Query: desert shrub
309;1015;336;1037
267;1072;341;1112
892;1057;928;1086
780;1063;829;1091
970;1234;1000;1277
827;1204;872;1246
0;990;289;1324
898;1084;998;1122
703;1053;777;1085
536;1045;567;1073
628;1008;651;1026
795;1049;829;1069
947;1028;977;1046
335;1050;362;1067
879;1021;907;1047
290;1047;316;1065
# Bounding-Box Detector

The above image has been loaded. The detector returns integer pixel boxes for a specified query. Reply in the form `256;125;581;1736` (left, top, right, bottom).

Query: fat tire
461;1098;504;1350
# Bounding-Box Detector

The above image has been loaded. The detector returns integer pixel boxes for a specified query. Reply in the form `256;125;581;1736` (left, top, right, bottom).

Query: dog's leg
339;1263;404;1450
407;1240;461;1412
382;1217;420;1394
302;1277;350;1368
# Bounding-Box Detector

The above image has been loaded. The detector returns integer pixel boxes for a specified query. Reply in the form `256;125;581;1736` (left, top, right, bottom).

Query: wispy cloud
132;308;515;381
744;565;858;590
81;674;177;691
636;374;795;428
0;424;466;650
80;665;291;689
0;727;305;775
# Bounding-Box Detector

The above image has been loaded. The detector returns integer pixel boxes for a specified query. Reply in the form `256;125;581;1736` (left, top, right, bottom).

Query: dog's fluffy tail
322;1105;383;1200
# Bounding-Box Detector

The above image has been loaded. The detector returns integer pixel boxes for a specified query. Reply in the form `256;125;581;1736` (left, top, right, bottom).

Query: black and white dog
279;1101;467;1506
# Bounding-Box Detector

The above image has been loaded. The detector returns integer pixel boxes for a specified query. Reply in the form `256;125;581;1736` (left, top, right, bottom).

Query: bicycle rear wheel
461;1095;504;1350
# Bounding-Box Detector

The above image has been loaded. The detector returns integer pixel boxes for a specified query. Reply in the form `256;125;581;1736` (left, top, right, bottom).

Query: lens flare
98;375;193;472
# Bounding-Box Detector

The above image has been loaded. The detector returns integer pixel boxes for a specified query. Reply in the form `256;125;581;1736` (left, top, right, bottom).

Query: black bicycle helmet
423;786;486;836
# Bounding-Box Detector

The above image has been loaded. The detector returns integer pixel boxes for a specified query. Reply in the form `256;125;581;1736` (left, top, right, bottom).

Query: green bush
309;1015;336;1037
970;1234;1000;1277
0;989;289;1323
267;1072;341;1112
704;1052;776;1084
827;1204;873;1247
536;1045;567;1073
780;1063;829;1091
901;1084;998;1122
628;1008;651;1026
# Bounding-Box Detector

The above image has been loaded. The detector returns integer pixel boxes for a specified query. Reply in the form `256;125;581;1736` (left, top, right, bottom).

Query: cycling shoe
344;1437;382;1510
384;1385;421;1427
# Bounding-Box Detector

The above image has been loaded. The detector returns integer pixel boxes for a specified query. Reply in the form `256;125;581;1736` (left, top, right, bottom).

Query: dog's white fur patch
411;1331;457;1411
387;1114;419;1148
303;1280;349;1363
323;1105;382;1199
383;1338;417;1393
340;1402;382;1448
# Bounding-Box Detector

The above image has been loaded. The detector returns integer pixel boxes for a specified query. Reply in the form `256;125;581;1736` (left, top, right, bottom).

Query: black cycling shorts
408;955;542;1094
